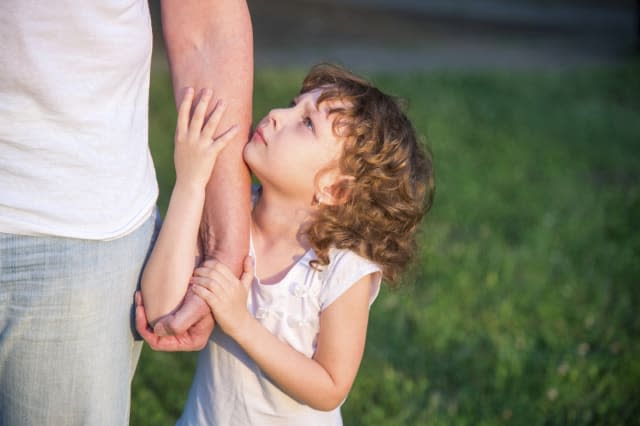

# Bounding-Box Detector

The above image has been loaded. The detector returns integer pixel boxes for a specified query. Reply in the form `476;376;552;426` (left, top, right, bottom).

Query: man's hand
152;289;212;336
135;291;214;352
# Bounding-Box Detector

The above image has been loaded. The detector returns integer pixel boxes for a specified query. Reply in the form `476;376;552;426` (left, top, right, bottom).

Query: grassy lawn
131;61;640;425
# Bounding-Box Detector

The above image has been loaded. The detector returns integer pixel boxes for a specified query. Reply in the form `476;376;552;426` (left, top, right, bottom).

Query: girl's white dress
177;238;381;425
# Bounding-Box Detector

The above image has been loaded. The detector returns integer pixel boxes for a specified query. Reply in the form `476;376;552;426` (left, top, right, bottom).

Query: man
0;1;252;424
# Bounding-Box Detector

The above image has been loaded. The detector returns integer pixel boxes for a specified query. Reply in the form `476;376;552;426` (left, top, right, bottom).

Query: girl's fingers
190;274;230;299
176;87;195;139
189;275;217;290
190;284;214;307
201;101;237;158
194;262;235;283
193;266;226;281
189;88;213;138
200;259;217;268
200;100;225;141
212;261;239;283
190;279;222;308
208;125;238;155
240;256;255;290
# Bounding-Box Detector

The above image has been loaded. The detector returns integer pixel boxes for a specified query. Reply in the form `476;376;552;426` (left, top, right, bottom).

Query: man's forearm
161;0;253;276
200;131;251;276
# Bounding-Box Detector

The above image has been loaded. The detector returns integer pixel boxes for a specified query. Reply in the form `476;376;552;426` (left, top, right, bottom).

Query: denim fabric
0;208;160;426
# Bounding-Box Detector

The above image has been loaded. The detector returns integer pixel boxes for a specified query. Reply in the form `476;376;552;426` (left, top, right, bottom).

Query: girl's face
244;88;346;203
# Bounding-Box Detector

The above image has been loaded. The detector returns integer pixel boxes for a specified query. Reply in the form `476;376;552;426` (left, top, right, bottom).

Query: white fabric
0;0;158;239
178;242;382;426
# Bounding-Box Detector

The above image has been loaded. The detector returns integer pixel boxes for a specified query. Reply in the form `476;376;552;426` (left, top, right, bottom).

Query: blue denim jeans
0;208;160;425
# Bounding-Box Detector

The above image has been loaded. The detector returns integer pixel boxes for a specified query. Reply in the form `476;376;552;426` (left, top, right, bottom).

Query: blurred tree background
133;1;639;424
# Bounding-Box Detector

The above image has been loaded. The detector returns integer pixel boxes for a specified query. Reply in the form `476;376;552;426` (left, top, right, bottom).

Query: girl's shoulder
316;248;382;309
324;248;380;276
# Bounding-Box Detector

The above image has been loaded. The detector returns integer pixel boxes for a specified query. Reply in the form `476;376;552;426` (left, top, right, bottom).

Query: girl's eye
303;116;314;131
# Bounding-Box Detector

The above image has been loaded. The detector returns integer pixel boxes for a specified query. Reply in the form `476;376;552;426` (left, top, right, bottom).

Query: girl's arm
141;89;236;325
190;258;375;411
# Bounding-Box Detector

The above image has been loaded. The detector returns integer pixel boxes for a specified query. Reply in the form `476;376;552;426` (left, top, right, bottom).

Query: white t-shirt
177;242;382;426
0;0;157;239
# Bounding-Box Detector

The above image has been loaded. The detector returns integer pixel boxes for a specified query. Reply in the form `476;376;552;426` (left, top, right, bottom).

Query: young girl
140;64;434;425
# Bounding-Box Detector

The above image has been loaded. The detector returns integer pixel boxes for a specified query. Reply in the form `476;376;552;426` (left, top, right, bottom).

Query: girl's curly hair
302;64;435;285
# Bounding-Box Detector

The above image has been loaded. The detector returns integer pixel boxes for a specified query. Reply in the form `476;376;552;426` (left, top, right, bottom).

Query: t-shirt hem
0;195;157;241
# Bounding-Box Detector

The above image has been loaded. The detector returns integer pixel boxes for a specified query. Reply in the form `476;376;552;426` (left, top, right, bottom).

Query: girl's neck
250;190;314;284
251;190;312;249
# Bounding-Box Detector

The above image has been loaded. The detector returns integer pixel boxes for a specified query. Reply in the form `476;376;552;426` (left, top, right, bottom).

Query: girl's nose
267;106;291;130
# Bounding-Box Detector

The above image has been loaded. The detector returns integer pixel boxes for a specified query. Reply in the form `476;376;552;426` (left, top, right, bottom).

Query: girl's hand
174;88;238;189
190;256;255;338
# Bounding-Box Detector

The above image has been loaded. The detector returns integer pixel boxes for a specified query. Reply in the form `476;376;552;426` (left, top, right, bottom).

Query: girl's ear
315;170;355;206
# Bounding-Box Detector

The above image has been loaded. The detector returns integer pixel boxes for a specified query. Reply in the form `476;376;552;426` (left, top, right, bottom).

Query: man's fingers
135;302;155;338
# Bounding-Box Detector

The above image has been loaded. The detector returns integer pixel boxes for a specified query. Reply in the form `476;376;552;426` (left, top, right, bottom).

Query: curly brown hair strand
302;64;435;285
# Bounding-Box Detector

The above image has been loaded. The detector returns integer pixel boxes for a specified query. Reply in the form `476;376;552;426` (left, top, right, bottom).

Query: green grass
131;61;640;425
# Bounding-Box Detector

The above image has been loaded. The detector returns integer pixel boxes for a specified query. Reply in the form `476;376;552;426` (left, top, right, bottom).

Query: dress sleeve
318;250;382;311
